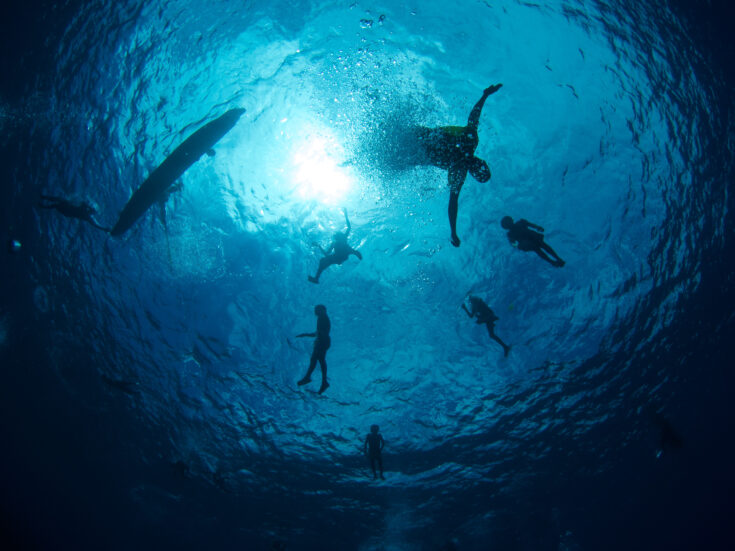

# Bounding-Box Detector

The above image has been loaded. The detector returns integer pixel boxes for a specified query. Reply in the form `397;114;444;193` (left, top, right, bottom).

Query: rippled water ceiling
7;0;732;549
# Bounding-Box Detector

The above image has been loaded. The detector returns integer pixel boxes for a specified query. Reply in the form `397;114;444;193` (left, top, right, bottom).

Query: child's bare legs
541;241;564;266
535;242;565;267
370;455;384;479
309;256;336;283
486;325;510;357
298;344;328;393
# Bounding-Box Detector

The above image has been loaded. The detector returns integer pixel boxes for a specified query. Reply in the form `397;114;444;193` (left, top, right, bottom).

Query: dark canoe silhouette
110;108;246;236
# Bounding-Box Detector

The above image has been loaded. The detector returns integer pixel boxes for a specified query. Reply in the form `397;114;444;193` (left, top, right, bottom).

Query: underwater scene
1;0;734;549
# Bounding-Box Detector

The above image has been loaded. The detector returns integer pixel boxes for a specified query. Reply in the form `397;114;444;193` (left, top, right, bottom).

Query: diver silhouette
363;424;385;480
38;194;110;231
500;216;565;267
296;304;331;394
308;208;362;283
462;295;510;357
409;84;502;247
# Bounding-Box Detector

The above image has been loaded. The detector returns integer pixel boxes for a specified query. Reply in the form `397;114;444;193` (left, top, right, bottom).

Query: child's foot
555;260;565;268
318;381;330;394
297;376;312;386
372;474;377;480
380;474;385;480
504;346;511;358
308;275;319;283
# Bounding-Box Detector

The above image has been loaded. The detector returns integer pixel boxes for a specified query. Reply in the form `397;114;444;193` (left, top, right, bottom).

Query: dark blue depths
1;1;735;550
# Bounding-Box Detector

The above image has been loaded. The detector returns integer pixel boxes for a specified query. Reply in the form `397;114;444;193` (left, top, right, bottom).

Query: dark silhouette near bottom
501;216;565;267
364;424;385;480
462;295;510;357
38;195;110;231
297;305;331;394
309;208;362;283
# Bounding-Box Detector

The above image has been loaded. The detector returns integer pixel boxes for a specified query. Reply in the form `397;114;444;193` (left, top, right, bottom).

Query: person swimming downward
37;194;110;232
462;294;511;357
308;208;362;284
500;215;565;267
406;84;502;247
296;304;331;394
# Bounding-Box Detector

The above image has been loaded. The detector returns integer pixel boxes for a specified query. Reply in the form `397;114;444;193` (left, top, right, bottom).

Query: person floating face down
296;305;331;394
462;295;510;357
37;194;110;232
309;208;362;283
500;216;565;267
364;424;385;480
413;84;502;247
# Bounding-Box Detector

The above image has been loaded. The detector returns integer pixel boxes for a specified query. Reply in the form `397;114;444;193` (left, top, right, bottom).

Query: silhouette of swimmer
501;216;565;267
296;304;331;394
462;295;510;357
363;424;385;480
308;208;362;283
38;195;110;232
409;84;502;247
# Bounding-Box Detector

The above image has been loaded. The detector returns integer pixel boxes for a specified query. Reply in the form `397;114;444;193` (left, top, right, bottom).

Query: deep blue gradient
1;1;734;550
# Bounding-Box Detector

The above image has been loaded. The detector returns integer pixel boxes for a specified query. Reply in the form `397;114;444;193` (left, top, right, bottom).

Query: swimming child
406;84;502;247
462;295;510;357
296;305;331;394
501;216;565;267
363;424;385;480
38;194;109;231
308;208;362;283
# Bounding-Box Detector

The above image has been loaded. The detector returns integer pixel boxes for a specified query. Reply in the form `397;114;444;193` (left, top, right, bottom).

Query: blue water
1;0;734;549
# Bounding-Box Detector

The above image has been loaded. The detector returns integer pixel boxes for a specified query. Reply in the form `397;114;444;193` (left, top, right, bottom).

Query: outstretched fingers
485;83;503;95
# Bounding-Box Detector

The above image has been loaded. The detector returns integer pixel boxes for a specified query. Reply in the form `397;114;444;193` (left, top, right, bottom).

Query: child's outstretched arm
461;303;473;318
343;208;351;237
467;84;502;130
520;218;544;232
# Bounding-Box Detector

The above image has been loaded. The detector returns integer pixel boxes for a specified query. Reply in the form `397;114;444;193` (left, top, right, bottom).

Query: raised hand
484;83;503;95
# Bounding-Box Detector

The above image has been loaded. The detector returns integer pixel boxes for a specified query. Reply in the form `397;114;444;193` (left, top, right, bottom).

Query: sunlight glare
292;135;352;204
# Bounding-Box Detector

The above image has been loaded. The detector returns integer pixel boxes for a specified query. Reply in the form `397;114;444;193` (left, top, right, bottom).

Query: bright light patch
292;135;352;204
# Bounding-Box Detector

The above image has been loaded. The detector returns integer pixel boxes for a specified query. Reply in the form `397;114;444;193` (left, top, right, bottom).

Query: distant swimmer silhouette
363;424;385;480
38;195;110;231
407;84;502;247
501;216;565;267
110;108;245;236
296;304;331;394
462;295;510;357
308;208;362;283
